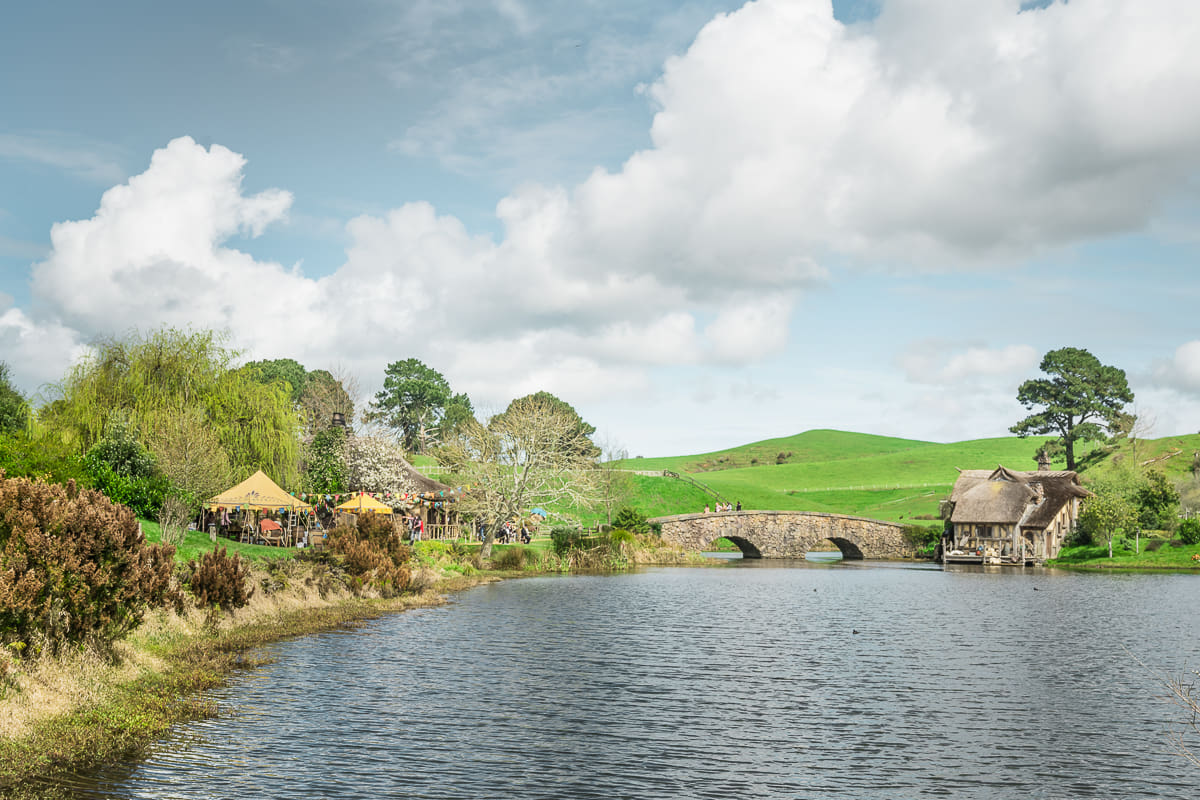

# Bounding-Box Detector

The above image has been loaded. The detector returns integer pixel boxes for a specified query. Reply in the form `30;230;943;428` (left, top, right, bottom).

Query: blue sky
3;0;1200;458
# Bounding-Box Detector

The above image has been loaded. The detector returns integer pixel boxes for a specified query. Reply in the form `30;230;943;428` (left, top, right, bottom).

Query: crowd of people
703;501;742;513
477;520;533;544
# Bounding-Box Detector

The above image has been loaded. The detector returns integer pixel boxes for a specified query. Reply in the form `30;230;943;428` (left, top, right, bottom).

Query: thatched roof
395;454;450;494
951;479;1037;524
948;465;1090;530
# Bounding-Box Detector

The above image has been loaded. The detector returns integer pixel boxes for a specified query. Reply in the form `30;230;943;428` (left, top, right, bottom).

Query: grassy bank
1051;537;1200;570
0;557;491;795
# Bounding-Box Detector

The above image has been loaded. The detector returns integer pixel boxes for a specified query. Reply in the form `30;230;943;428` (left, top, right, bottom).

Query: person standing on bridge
736;500;742;511
703;504;709;514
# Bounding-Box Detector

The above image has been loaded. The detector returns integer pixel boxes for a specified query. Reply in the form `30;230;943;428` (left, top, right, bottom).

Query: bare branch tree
1128;648;1200;768
1159;668;1200;768
442;395;601;559
594;433;634;526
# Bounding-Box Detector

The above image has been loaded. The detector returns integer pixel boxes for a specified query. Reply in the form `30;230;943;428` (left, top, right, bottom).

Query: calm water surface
59;561;1200;798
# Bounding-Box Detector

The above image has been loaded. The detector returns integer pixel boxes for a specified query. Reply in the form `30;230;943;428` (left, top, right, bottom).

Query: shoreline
0;567;498;793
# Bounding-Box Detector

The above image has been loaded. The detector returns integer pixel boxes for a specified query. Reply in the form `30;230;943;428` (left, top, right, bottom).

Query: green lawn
142;519;301;563
1052;538;1200;569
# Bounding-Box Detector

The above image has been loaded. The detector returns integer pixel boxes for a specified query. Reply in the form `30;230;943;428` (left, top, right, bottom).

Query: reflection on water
53;563;1200;799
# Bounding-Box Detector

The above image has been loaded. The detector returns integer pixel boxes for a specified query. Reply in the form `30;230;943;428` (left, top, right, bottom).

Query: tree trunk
480;528;497;560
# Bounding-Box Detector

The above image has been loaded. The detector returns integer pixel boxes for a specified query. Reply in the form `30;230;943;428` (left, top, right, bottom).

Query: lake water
54;560;1200;798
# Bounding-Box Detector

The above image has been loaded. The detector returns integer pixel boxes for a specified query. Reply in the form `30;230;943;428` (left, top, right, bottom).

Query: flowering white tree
342;431;427;495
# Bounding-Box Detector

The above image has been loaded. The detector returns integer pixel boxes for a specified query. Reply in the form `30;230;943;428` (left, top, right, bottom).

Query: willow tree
441;393;601;559
42;327;302;488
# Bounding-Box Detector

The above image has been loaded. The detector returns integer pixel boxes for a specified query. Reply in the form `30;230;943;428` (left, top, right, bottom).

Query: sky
3;0;1200;459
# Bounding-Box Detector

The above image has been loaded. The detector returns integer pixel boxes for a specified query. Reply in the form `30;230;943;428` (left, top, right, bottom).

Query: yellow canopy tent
335;492;394;515
206;470;312;512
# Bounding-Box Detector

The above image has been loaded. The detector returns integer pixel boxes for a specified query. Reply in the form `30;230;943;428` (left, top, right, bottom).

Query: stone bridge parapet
649;510;913;560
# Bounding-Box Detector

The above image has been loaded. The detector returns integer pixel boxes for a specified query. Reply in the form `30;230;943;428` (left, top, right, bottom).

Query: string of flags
293;486;469;510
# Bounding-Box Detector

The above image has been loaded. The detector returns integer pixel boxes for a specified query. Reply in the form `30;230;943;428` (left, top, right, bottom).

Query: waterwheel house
941;456;1089;566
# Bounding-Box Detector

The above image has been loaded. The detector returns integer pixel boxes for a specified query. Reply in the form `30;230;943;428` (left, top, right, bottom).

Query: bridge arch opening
805;537;864;561
830;537;863;560
709;536;762;559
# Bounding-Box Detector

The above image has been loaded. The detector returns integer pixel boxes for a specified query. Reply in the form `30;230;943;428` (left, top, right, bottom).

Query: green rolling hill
610;429;1200;526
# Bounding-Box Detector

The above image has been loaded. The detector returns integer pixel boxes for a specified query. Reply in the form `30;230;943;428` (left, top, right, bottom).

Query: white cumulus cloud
10;0;1200;430
1152;341;1200;396
900;341;1038;385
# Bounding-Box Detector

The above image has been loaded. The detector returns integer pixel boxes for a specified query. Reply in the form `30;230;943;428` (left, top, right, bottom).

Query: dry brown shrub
186;546;254;611
327;523;412;598
0;473;176;655
408;567;440;593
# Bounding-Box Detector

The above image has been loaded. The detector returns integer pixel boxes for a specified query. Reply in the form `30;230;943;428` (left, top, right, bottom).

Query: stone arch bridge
648;510;914;560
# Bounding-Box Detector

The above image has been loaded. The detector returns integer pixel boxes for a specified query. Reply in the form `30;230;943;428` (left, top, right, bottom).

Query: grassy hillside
620;429;934;473
1073;433;1200;484
621;430;1066;524
576;429;1200;532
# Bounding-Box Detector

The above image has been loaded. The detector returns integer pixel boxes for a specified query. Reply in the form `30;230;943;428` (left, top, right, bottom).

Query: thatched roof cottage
942;458;1090;565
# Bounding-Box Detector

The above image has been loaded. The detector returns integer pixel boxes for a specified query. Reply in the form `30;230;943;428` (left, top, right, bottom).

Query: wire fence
786;482;950;493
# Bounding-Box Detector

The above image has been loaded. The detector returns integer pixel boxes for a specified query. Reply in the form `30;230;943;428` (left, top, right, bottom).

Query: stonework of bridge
649;510;913;560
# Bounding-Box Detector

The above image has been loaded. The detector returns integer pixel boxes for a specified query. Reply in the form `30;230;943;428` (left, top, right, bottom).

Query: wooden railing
421;523;472;541
662;470;729;504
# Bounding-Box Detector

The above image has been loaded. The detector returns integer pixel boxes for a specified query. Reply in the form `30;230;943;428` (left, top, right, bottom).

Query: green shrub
0;430;90;485
493;546;531;570
186;546;254;611
1178;518;1200;545
608;529;636;548
902;524;941;558
80;415;175;518
612;506;650;535
1064;525;1094;547
0;473;176;655
1145;538;1166;552
84;461;170;519
551;527;588;555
